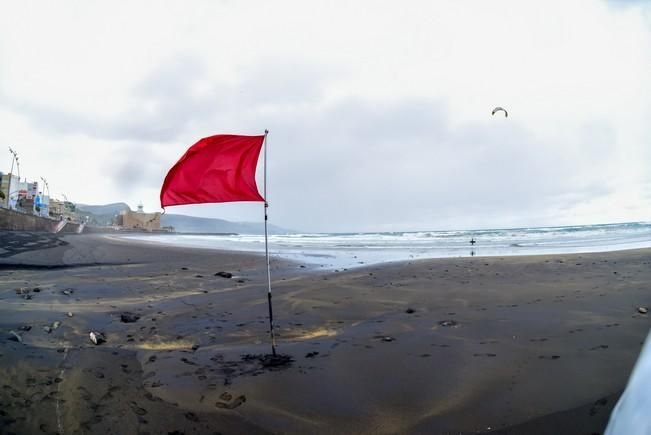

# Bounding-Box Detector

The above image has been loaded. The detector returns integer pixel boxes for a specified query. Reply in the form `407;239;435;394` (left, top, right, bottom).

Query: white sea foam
124;222;651;269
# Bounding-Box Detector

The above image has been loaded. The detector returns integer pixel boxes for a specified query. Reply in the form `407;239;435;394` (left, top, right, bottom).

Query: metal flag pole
263;129;277;356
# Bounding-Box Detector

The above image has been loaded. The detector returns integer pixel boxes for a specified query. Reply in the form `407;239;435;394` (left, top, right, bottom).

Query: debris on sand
8;331;22;343
51;321;61;330
43;326;52;334
638;307;648;314
15;287;29;295
67;312;73;317
438;320;459;327
120;312;140;323
242;353;293;369
89;331;106;345
61;289;73;296
210;353;294;386
32;287;41;293
305;351;319;358
18;325;32;332
215;271;233;279
381;336;395;342
215;395;246;409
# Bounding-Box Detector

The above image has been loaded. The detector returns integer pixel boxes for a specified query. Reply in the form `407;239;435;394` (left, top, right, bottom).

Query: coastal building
0;172;20;209
116;203;161;231
48;199;77;221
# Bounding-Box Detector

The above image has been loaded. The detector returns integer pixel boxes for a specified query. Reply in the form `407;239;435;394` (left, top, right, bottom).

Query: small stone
67;312;73;317
405;308;415;314
191;344;200;351
32;287;41;293
61;289;73;296
382;336;395;342
89;331;106;345
120;312;140;323
638;307;648;314
215;272;233;279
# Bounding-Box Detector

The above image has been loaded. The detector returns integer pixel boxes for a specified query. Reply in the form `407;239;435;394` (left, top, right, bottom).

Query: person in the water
470;238;476;245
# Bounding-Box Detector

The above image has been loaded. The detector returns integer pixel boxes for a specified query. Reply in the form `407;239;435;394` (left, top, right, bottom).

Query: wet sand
1;232;650;434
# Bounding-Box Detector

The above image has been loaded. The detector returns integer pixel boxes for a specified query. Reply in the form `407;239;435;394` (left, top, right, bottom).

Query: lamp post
39;177;50;198
6;147;19;209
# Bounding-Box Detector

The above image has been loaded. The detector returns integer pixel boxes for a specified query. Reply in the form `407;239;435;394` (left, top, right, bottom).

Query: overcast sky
1;0;650;232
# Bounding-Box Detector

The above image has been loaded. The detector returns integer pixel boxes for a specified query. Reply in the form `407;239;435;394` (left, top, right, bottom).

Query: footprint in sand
538;355;561;360
589;397;609;416
100;386;121;401
184;412;200;422
129;401;147;416
529;338;548;343
76;386;93;401
473;353;497;358
589;345;609;351
215;394;246;409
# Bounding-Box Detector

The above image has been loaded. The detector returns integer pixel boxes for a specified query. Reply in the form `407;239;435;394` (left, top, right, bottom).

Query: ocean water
125;222;651;270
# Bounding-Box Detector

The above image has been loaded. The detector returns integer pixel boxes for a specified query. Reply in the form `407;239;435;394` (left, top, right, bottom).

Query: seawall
0;208;66;233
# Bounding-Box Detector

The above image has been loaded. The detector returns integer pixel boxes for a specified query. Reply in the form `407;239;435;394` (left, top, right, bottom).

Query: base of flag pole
268;292;277;356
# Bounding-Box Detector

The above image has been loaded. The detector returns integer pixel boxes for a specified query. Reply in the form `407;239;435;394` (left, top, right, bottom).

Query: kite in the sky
491;107;508;117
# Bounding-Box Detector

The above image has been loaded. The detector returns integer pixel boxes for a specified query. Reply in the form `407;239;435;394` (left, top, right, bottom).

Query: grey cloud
250;99;614;231
2;57;620;231
101;145;169;192
2;55;331;143
605;0;651;7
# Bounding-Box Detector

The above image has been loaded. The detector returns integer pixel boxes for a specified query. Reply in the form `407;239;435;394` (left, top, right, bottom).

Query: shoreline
1;232;650;433
118;230;651;272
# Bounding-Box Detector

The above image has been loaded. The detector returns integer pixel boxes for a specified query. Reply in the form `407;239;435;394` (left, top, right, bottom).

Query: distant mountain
161;213;291;235
75;202;131;226
77;203;131;216
76;203;292;234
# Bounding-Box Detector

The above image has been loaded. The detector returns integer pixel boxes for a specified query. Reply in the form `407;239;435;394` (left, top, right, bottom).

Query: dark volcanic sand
1;232;650;434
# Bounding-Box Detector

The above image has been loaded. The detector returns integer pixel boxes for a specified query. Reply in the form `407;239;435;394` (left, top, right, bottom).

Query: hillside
76;203;131;216
161;213;290;234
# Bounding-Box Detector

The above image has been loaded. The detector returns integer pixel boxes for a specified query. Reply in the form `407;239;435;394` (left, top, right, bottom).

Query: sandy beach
1;232;651;434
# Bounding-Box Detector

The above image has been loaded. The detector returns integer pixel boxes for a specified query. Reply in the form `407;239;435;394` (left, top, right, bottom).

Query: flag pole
263;129;277;356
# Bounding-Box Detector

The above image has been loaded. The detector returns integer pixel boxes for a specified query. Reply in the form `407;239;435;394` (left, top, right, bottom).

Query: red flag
160;134;265;207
